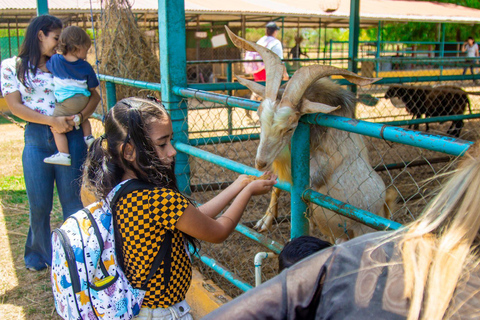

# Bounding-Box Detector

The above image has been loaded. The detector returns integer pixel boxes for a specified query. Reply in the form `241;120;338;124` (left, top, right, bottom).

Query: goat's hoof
254;215;274;232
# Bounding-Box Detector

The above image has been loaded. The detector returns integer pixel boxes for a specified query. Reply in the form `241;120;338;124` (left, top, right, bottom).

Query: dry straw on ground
97;0;161;101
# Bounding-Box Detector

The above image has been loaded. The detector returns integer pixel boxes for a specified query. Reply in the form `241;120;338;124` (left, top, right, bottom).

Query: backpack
243;37;276;74
244;51;265;74
51;179;173;320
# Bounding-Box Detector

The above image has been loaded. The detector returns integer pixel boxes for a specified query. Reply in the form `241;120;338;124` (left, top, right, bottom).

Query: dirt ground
189;118;480;297
185;81;480;297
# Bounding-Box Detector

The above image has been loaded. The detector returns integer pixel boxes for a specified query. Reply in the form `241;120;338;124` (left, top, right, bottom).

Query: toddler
44;26;98;166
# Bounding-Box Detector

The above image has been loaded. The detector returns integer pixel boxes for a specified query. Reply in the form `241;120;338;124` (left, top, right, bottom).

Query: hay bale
97;0;161;100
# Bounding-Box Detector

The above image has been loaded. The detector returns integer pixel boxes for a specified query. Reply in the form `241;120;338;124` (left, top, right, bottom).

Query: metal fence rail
97;71;475;296
91;1;478;295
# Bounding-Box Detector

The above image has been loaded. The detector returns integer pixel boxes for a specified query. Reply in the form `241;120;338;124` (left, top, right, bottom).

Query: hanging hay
97;0;161;101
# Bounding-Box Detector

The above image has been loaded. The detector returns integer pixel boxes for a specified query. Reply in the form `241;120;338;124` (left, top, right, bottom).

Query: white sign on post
211;33;228;48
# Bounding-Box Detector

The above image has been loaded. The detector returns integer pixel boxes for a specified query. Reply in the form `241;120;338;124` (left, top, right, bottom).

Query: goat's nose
256;160;267;170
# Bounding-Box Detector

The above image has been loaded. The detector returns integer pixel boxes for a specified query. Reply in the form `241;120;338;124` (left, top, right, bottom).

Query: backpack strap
110;179;154;207
140;230;173;291
83;208;110;276
111;179;175;291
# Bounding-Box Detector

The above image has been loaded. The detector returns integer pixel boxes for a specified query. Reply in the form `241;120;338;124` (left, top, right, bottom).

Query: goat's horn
225;26;284;102
236;75;266;99
282;65;380;108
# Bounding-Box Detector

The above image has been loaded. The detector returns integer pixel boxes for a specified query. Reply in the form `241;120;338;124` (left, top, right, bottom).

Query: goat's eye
287;128;294;133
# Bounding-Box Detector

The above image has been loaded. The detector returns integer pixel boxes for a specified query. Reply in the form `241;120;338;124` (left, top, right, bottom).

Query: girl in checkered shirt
83;97;276;319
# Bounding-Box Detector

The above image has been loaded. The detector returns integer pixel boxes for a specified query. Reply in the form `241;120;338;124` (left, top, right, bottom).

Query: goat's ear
300;99;340;114
236;75;266;98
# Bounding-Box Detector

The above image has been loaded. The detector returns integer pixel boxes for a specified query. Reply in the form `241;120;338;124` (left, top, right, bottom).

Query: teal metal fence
89;0;479;297
0;36;24;61
7;0;477;300
97;72;475;294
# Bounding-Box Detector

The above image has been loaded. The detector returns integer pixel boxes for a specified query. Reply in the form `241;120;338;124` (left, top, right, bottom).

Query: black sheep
425;86;471;137
384;85;432;130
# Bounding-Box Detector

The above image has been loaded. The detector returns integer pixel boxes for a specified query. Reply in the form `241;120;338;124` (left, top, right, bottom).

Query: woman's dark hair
278;236;332;272
58;26;91;55
84;97;199;267
16;15;63;87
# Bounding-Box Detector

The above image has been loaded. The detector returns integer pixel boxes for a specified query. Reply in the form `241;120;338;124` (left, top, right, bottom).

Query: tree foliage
364;0;480;42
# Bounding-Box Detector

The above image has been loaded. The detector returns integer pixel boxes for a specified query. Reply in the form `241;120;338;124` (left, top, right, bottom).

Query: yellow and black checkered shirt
115;187;192;308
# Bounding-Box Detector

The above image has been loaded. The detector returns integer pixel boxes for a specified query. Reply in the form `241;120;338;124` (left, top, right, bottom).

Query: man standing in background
252;22;284;81
243;22;285;121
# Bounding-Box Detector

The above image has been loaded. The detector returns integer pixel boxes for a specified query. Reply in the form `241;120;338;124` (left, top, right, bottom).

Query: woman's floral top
1;57;56;116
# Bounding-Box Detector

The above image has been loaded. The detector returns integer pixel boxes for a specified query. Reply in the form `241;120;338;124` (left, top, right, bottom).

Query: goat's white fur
254;80;392;241
225;27;392;239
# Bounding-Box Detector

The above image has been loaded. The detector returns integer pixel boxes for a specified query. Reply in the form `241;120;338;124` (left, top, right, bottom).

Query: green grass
0;113;26;125
0;121;63;319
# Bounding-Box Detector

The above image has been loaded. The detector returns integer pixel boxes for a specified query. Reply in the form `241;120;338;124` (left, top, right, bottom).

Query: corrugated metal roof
0;0;479;24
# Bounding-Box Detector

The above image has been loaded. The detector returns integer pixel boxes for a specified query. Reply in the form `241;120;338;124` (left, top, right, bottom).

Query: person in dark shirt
289;36;308;60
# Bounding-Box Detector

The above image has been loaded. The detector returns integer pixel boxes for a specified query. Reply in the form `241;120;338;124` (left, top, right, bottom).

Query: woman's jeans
23;122;86;269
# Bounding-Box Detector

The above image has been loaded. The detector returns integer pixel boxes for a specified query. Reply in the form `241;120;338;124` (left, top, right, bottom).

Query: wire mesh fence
182;97;288;297
355;59;480;126
174;70;480;298
0;36;24;61
39;52;480;299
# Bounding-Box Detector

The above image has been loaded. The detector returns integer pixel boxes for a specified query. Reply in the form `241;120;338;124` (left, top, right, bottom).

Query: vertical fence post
290;122;310;239
317;19;321;60
440;23;445;76
329;39;333;65
227;62;233;135
7;21;12;58
158;0;191;195
36;0;48;15
105;81;117;111
376;21;382;76
348;0;360;94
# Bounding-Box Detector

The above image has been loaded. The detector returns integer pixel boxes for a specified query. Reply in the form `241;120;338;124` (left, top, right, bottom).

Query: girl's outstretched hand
244;172;277;196
234;174;251;189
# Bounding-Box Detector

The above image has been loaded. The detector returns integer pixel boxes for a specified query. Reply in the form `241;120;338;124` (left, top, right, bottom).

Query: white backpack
243;37;277;74
51;180;173;319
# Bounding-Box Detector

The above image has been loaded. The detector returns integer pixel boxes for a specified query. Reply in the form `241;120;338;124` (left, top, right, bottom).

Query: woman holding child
0;15;99;271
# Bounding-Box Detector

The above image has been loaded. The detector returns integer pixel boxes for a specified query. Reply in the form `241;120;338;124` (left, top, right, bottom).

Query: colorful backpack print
243;50;264;74
51;180;173;320
243;37;276;74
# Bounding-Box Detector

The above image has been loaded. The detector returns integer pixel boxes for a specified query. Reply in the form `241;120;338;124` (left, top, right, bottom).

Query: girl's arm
198;172;274;218
79;88;100;123
4;91;74;133
176;176;277;243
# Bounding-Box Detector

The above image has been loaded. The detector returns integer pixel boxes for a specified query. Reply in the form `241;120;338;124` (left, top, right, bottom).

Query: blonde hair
401;142;480;320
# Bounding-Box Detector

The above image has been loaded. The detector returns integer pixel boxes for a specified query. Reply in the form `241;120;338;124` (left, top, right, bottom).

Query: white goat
226;27;396;241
